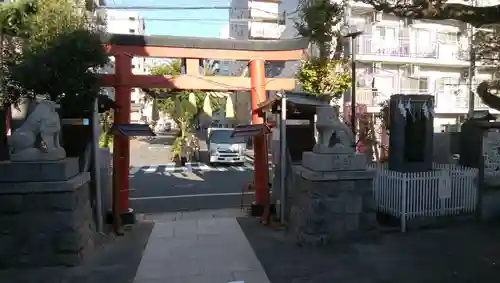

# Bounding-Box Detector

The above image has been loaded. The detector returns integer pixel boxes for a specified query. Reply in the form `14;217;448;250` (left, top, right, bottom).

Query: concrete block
345;214;360;231
345;196;363;213
0;158;79;183
294;165;376;182
0;176;95;268
302;152;366;172
324;198;345;214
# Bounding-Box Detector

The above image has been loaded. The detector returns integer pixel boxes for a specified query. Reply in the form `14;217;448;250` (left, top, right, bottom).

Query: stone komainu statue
8;100;66;161
315;105;355;153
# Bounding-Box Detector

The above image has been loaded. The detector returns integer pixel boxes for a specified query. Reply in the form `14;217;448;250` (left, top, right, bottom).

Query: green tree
1;0;109;116
144;59;224;137
360;0;500;27
295;0;351;101
0;0;40;107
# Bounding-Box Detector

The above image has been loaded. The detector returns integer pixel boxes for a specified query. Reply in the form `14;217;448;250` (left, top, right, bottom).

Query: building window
418;78;428;92
129;17;135;21
132;64;135;69
129;29;135;33
437;32;458;43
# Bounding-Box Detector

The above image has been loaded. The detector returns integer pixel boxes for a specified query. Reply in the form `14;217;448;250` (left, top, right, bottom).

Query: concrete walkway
133;209;270;283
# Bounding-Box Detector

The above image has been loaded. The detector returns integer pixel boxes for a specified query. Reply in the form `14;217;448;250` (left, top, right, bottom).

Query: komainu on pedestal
288;105;378;247
8;100;66;162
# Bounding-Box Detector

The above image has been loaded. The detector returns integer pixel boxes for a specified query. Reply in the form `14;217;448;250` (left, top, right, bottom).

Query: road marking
231;166;246;172
130;191;255;200
216;166;228;172
144;166;158;173
147;146;171;150
129;167;142;175
129;162;257;175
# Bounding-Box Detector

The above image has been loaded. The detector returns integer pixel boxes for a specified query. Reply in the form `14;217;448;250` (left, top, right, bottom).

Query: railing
355;89;390;106
356;36;467;62
355;88;430;107
354;88;492;111
370;163;478;232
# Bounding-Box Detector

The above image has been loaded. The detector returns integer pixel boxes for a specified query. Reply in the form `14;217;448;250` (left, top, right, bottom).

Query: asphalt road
129;131;256;213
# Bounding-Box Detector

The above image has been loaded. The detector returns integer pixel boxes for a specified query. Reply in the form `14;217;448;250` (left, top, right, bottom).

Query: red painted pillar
249;58;268;206
113;54;132;213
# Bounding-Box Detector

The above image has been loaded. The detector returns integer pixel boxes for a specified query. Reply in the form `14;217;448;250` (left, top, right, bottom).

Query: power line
99;5;295;16
106;17;288;23
100;6;231;10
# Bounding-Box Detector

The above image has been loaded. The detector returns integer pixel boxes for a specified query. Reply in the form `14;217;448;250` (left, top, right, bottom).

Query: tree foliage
359;0;500;27
295;0;351;101
0;0;110;116
144;59;224;136
0;0;38;37
297;57;351;98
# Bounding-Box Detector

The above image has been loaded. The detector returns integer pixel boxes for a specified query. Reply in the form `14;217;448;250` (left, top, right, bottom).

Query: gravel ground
0;221;154;283
238;218;500;283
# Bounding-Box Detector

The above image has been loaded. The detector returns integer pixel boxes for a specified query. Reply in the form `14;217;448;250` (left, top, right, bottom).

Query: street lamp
340;25;363;138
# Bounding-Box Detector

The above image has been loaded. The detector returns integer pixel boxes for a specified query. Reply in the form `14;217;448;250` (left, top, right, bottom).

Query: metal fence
370;163;478;232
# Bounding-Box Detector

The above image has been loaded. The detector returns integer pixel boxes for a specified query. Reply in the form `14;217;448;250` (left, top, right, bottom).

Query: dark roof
256;92;328;113
100;34;309;51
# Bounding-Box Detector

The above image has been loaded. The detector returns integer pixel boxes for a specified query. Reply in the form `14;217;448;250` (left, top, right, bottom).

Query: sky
106;0;231;37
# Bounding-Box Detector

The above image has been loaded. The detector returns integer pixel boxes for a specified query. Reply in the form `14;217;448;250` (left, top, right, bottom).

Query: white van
208;128;246;165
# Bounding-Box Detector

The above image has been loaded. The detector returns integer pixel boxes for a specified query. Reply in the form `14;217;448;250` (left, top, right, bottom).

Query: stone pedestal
288;152;378;246
0;159;96;268
0;158;79;183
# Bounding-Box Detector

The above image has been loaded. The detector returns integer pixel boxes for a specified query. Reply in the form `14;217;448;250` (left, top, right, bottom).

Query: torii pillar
249;58;269;208
113;54;132;215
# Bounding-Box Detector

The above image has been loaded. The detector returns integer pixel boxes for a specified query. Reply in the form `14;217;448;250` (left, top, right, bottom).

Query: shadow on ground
135;130;178;146
238;218;500;283
0;222;153;283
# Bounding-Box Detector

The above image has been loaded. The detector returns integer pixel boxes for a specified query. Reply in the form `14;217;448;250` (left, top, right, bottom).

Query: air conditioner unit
372;11;383;23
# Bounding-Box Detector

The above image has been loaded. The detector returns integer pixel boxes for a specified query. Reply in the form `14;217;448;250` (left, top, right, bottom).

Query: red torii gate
100;34;308;220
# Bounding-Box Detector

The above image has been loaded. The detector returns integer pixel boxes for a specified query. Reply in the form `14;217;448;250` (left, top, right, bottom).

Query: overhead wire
99;5;297;17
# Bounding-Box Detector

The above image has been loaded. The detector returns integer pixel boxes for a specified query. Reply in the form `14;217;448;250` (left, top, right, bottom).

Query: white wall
279;0;300;39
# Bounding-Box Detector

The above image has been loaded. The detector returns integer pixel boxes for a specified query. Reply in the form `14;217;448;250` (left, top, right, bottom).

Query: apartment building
280;0;499;132
105;10;148;123
225;0;287;124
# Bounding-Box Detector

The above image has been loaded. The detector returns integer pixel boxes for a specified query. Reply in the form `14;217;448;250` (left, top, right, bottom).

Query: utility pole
467;0;477;118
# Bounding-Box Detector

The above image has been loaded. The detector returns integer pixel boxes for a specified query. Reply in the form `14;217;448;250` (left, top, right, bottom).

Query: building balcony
249;22;285;39
352;88;496;114
355;36;469;67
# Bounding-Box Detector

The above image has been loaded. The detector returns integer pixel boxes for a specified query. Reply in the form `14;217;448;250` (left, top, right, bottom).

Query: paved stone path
133;209;270;283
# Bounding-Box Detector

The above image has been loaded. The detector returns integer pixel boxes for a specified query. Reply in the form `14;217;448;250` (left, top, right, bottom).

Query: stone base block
302;151;366;172
287;165;378;246
0;158;79;182
0;173;96;268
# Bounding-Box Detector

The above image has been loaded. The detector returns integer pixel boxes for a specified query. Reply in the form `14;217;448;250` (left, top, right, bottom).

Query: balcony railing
356;36;466;62
354;88;490;111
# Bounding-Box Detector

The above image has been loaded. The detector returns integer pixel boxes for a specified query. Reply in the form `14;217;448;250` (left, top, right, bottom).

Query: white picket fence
370;164;478;232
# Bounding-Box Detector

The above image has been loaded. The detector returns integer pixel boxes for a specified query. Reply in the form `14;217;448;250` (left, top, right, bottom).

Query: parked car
208;128;246;166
